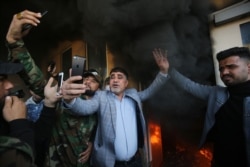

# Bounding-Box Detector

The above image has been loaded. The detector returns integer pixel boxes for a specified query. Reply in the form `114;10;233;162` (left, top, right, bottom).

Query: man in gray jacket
61;50;169;167
153;47;250;167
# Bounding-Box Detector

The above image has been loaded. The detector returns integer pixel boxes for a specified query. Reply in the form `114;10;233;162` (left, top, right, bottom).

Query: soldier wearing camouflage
3;10;60;167
46;69;102;167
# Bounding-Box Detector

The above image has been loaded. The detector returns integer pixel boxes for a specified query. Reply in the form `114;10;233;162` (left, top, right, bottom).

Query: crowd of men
0;9;250;167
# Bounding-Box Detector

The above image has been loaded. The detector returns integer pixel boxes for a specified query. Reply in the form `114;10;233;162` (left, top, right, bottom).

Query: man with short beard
61;51;169;167
47;69;102;167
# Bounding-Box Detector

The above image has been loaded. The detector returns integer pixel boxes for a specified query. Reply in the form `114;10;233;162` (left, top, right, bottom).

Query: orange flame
199;148;213;161
149;123;161;145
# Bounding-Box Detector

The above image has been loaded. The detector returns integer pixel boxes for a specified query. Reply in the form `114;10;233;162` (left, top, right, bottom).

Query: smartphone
57;72;64;93
22;10;48;32
71;55;86;83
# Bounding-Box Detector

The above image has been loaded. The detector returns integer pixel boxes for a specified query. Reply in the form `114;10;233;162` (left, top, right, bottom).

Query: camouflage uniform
0;136;36;167
6;40;46;98
46;106;97;167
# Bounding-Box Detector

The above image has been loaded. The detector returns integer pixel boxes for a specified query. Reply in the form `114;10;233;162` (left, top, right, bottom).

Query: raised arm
153;48;214;100
152;48;169;74
33;77;61;166
138;48;170;101
5;10;46;98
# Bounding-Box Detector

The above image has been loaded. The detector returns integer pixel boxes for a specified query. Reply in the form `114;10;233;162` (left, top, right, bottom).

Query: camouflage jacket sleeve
6;40;46;98
0;136;36;167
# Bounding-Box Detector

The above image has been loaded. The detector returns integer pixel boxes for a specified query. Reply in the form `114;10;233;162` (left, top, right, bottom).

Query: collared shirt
113;94;138;161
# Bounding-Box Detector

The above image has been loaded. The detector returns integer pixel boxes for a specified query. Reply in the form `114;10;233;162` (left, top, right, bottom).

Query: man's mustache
222;74;233;79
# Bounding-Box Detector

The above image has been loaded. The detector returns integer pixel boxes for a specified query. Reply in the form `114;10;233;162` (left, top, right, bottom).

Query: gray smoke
76;0;214;111
1;0;216;147
74;0;216;146
76;0;214;80
1;0;215;82
2;0;214;128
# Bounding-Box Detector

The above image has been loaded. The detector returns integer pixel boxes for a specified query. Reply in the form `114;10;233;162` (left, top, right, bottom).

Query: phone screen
57;72;64;93
71;56;86;83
